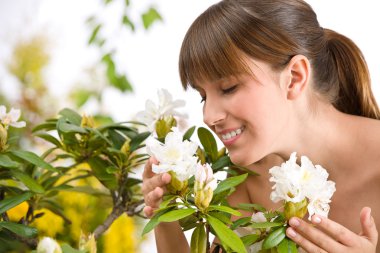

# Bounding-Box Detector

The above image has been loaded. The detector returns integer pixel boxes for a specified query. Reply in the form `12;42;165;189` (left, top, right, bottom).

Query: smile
221;126;245;141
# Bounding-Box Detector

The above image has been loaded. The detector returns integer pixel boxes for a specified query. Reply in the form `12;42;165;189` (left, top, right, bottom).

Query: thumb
360;207;378;245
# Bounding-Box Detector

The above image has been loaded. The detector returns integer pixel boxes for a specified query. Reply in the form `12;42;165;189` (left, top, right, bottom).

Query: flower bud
0;124;9;152
81;114;95;128
194;163;217;211
79;233;97;253
37;237;62;253
284;198;308;221
155;115;177;139
166;171;188;195
121;137;131;155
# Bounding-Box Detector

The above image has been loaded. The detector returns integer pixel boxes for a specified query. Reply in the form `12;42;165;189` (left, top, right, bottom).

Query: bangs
179;4;252;89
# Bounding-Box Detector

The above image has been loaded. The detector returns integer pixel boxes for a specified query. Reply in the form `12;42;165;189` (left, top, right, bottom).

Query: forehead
192;59;276;90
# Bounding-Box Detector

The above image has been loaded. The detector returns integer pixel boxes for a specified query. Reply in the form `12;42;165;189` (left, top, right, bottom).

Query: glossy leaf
35;133;62;148
10;150;59;173
0;221;37;238
190;225;206;253
183;126;196;141
0;192;33;214
59;108;82;125
197;127;218;162
241;234;260;246
207;205;241;217
277;237;298;253
214;173;248;195
11;170;45;194
262;227;286;250
0;154;19;168
250;222;284;229
158;208;196;223
206;215;247;253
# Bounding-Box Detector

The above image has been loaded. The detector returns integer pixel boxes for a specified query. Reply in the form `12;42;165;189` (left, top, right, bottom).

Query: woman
143;0;379;252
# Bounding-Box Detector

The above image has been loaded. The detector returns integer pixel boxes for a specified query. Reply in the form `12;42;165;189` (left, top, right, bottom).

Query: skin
142;55;379;252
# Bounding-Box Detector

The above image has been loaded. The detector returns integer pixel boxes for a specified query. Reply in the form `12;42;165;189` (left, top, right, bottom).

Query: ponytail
323;29;380;119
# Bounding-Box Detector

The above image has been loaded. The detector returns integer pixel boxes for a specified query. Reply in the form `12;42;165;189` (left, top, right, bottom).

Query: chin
229;152;257;167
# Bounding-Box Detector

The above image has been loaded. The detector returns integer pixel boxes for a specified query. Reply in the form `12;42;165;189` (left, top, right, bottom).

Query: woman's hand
142;156;171;218
286;207;378;253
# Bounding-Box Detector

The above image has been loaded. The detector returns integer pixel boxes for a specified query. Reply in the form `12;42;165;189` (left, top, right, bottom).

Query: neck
274;101;357;170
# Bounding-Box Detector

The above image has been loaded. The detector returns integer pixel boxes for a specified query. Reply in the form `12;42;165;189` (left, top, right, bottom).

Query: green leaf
230;217;252;230
130;131;150;152
10;150;59;173
250;222;284;229
241;234;260;246
35;133;62;148
70;89;95;108
11;170;45;194
122;15;135;31
237;203;266;212
32;121;57;132
211;156;231;171
141;7;162;30
277;237;298;253
0;154;19;168
207;205;241;217
0;221;37;238
61;243;85;253
183;126;196;141
208;212;232;225
87;157;118;190
88;24;102;45
206;215;247;253
214;173;248;195
158;209;196;223
142;207;175;236
190;225;207;253
262;226;286;250
59;108;82;125
57;119;87;134
197;127;218;162
0;192;33;214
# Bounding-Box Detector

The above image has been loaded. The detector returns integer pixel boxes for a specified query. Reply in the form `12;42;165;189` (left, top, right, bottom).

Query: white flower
0;105;26;129
195;163;217;191
269;152;336;220
37;237;62;253
146;127;198;181
136;89;186;132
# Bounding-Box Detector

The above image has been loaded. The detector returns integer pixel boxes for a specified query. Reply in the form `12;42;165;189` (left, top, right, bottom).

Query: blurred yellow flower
103;214;136;253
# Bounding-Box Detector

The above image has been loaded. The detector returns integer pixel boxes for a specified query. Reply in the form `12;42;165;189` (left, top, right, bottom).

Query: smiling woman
143;0;380;252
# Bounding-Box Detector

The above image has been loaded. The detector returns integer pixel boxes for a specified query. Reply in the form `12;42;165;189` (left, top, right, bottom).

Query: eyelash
199;85;237;103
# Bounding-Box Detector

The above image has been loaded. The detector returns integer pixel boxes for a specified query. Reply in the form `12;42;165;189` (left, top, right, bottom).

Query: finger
310;214;357;247
288;217;344;252
143;156;159;179
142;173;171;195
360;207;378;245
286;226;328;253
144;187;165;208
143;205;154;218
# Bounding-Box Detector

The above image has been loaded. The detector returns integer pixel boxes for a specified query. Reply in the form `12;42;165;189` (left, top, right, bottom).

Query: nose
203;99;226;127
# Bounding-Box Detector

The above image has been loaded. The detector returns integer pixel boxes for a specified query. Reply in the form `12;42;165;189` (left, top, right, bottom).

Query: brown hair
179;0;380;119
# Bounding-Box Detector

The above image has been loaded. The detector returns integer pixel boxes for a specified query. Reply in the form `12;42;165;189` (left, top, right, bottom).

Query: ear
283;55;310;100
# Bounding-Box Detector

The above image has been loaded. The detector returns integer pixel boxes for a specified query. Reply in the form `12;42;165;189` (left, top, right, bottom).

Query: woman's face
195;59;291;166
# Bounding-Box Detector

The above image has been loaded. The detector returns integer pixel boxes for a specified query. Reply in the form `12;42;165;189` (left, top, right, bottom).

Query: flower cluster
146;127;198;194
269;152;336;220
136;89;186;137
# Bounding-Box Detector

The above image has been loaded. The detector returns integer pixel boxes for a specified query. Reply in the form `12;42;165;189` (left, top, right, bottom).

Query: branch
93;204;125;240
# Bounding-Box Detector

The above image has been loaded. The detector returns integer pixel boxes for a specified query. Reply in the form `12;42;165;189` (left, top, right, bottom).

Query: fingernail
287;227;297;238
313;215;322;224
289;218;300;227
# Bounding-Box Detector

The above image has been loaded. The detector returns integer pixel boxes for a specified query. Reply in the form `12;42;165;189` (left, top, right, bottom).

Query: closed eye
222;85;237;94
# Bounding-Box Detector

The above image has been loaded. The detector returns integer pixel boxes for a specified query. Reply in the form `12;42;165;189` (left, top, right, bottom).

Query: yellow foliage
31;209;65;238
7;201;28;222
103;214;136;253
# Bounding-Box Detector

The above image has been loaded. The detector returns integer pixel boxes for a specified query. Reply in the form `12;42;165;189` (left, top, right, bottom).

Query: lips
220;126;245;141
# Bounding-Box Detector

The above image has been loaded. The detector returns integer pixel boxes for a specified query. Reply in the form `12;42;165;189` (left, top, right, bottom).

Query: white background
0;0;379;252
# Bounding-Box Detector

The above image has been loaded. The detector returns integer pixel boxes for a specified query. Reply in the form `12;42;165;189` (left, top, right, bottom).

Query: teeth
222;127;244;141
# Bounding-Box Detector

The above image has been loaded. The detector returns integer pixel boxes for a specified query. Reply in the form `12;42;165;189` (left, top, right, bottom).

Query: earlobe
285;55;310;100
